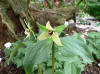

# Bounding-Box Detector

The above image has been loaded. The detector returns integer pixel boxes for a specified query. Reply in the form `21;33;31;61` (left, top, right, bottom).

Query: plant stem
52;42;55;74
38;64;42;74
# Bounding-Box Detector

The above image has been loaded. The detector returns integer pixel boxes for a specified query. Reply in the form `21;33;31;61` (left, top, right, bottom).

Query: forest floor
0;12;100;74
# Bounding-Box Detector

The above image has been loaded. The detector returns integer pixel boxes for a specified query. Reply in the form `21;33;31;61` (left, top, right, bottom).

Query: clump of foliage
86;0;100;19
77;0;100;19
5;21;100;74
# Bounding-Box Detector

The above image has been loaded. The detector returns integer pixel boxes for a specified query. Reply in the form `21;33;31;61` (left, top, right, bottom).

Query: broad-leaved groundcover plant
4;21;100;74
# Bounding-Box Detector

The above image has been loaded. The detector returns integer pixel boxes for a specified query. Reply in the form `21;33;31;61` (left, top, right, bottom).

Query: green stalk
52;42;55;74
38;64;42;74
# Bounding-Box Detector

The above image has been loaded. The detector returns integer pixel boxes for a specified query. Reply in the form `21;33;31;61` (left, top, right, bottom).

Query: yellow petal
46;21;53;30
38;31;49;40
52;32;63;46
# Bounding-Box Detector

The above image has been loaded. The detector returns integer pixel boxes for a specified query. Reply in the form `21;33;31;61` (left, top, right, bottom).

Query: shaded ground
0;49;25;74
82;63;100;74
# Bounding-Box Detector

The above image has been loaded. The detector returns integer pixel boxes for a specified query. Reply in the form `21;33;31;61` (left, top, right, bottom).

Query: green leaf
88;32;100;38
43;69;52;74
8;42;25;63
87;32;100;59
43;69;64;74
55;36;93;74
59;36;93;63
14;58;23;68
64;62;81;74
55;25;65;33
37;22;48;31
23;40;52;73
55;71;64;74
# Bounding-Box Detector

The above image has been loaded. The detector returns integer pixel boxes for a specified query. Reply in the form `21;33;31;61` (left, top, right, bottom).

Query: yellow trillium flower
38;21;63;46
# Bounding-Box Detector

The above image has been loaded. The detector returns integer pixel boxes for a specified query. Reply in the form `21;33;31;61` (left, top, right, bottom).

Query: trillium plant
38;21;64;46
5;21;97;74
37;21;65;74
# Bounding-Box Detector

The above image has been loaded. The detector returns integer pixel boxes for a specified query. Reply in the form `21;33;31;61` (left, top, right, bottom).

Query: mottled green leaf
59;36;93;63
64;62;80;74
23;40;52;73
